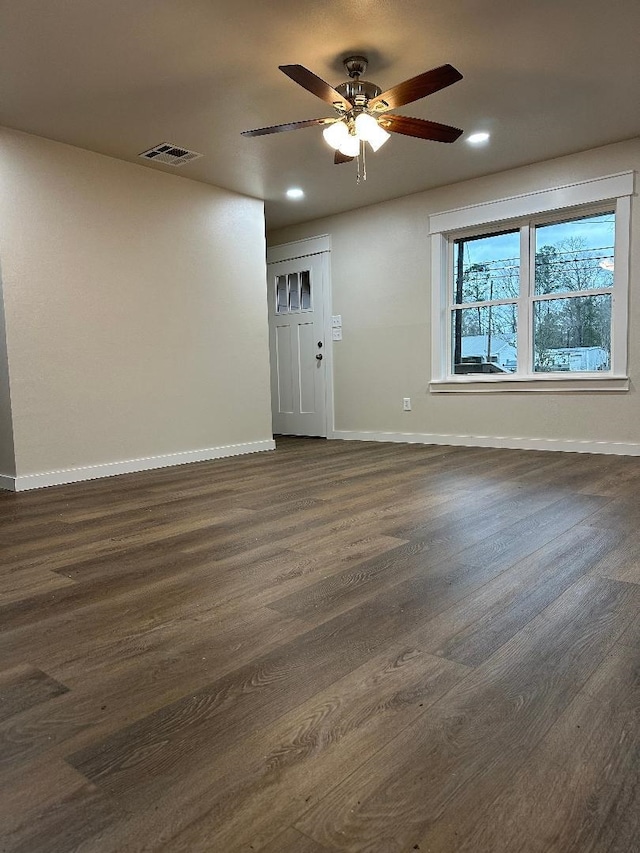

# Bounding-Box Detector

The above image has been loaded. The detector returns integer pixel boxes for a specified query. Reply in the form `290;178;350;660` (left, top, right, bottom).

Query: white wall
268;138;640;453
0;128;273;484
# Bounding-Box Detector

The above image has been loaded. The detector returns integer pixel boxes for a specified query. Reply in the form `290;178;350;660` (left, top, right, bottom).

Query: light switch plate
332;327;343;341
331;315;342;327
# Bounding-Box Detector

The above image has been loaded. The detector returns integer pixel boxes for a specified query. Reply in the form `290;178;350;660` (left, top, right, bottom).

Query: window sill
430;375;629;393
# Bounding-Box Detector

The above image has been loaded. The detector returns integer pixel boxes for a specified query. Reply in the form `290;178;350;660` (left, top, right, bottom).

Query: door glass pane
453;230;520;303
533;294;611;372
300;270;311;310
276;275;288;313
534;212;615;296
451;304;518;374
288;273;300;311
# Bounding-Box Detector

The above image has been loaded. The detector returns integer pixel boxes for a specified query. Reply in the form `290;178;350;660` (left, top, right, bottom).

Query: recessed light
286;188;304;199
467;132;490;144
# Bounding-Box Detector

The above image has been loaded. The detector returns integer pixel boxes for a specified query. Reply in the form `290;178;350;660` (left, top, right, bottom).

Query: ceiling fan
241;56;464;170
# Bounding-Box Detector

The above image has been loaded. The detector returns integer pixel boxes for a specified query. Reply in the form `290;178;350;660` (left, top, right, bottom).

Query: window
275;270;312;314
452;229;520;375
430;173;632;392
451;211;615;376
532;214;613;373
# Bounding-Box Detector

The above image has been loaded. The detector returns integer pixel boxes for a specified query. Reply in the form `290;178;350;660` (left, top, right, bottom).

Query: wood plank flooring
1;436;638;852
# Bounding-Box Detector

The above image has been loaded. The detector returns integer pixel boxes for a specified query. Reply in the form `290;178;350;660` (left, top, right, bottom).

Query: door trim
267;236;334;438
267;234;331;264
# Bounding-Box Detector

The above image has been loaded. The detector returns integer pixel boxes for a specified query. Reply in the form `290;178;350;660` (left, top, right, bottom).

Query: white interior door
267;253;327;436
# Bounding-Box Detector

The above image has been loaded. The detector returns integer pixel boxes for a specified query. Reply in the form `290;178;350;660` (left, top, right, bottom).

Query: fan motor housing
335;79;382;108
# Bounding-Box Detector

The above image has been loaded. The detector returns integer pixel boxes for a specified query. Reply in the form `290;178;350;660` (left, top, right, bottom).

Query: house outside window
429;173;633;393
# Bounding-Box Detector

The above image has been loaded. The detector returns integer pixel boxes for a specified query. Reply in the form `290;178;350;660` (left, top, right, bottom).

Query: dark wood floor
0;436;638;853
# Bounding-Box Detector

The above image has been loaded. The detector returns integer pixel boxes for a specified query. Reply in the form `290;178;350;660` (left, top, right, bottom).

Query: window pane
300;270;311;309
288;273;300;311
533;295;611;372
276;275;288;313
453;230;520;303
452;304;518;374
534;212;615;296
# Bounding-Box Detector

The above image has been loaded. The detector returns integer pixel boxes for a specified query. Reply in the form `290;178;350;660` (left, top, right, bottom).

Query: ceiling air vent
139;143;203;167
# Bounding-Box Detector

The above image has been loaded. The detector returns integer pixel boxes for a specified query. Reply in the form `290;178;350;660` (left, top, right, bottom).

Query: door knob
315;353;323;361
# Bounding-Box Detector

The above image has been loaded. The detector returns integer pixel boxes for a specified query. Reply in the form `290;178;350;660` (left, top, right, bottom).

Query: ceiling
1;0;639;231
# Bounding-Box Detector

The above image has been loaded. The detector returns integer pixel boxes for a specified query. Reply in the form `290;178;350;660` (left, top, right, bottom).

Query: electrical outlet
403;397;412;411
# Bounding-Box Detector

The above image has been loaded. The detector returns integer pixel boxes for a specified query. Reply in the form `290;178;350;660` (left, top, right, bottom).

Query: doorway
266;241;331;437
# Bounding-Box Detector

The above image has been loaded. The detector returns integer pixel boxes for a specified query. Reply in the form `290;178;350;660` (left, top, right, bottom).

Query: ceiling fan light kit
322;120;349;149
338;132;360;159
322;109;391;172
241;55;464;182
354;112;391;152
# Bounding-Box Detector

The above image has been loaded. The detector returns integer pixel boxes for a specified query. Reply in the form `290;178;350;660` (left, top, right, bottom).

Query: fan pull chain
356;140;367;185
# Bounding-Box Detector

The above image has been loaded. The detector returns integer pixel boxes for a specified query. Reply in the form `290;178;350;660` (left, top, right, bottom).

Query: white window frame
429;172;634;393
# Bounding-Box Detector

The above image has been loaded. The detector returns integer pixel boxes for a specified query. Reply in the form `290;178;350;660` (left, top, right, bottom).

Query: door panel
297;322;315;414
267;254;327;436
275;324;294;413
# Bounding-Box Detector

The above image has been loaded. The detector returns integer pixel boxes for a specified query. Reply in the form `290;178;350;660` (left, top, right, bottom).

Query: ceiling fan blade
279;64;351;111
241;117;334;137
369;64;463;112
334;150;355;164
380;114;463;143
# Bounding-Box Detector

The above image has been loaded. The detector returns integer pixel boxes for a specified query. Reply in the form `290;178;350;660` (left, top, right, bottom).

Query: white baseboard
331;429;640;456
5;429;638;492
2;439;276;492
0;473;16;491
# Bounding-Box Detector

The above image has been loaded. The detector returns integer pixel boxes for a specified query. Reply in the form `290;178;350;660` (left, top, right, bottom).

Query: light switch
331;315;342;327
332;327;343;341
